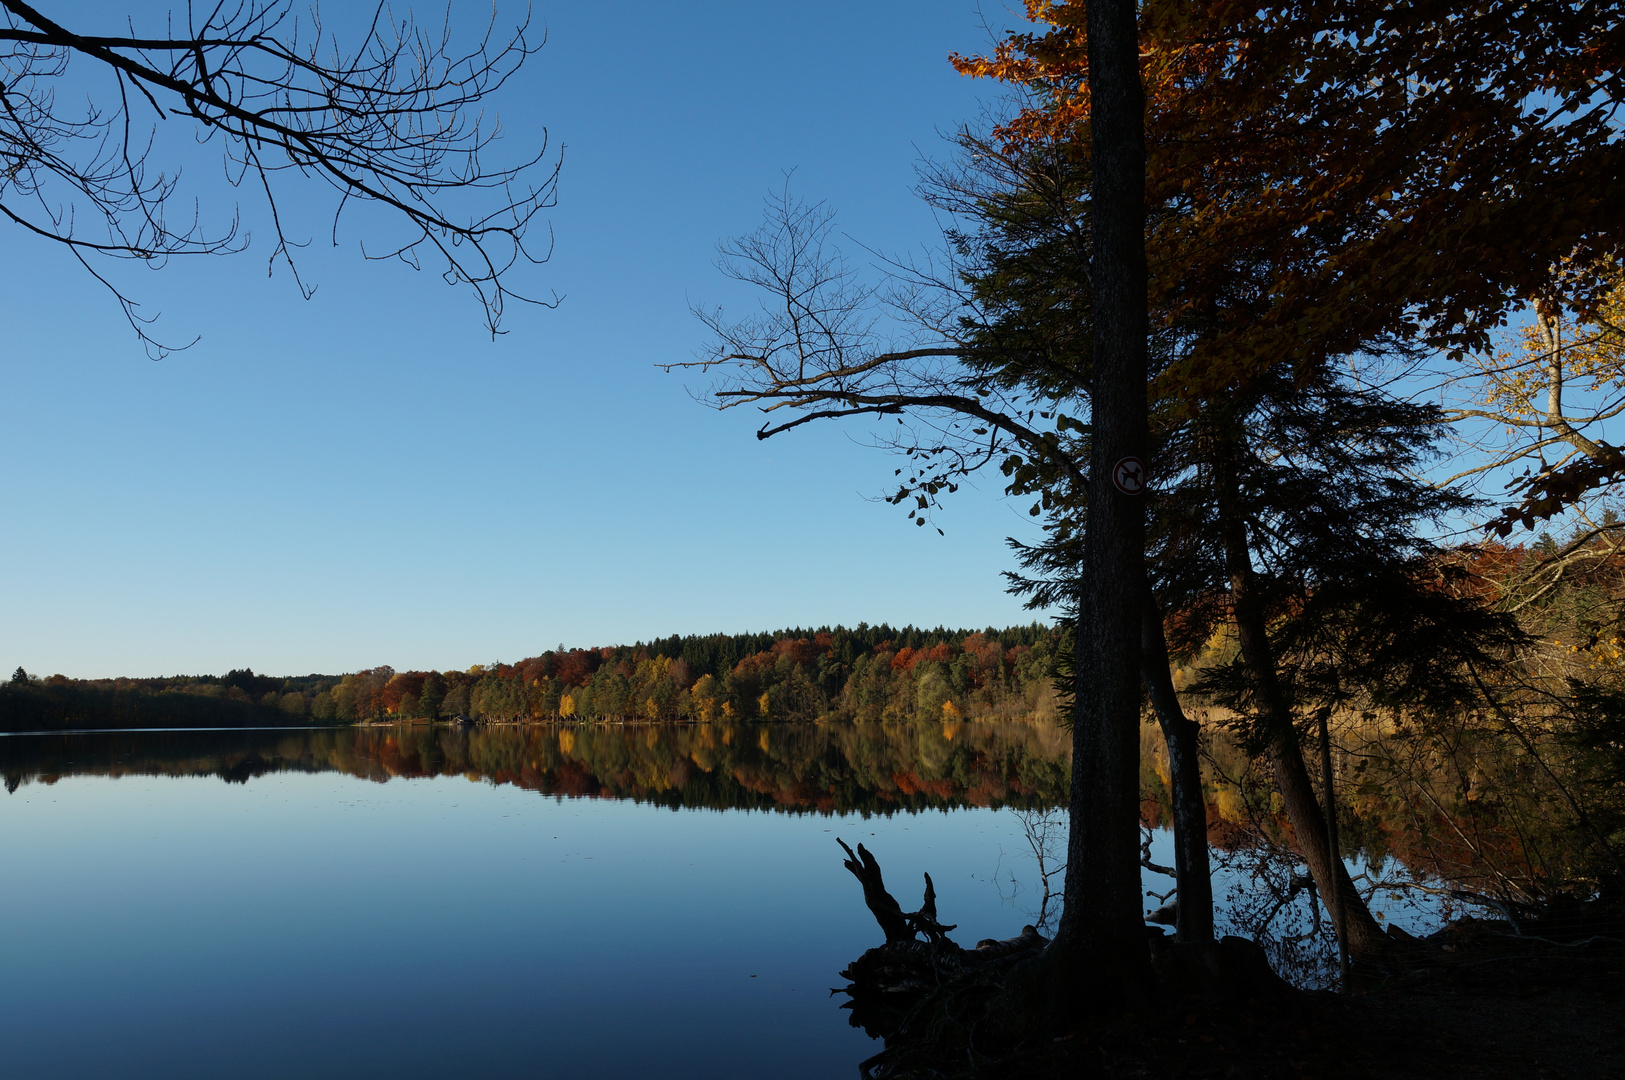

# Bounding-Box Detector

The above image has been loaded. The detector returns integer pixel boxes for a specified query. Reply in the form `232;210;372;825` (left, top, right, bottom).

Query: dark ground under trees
839;849;1624;1079
851;931;1625;1079
1081;936;1624;1080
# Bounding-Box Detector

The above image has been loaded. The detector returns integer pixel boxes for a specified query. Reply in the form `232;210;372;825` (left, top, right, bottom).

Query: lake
1;722;1079;1080
1;721;1447;1078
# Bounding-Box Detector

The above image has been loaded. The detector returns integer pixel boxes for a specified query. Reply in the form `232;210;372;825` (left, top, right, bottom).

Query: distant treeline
0;666;320;732
0;623;1061;732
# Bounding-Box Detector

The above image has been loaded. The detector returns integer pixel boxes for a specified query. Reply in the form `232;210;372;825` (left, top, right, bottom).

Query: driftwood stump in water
833;839;1050;1069
837;838;958;945
833;841;1298;1078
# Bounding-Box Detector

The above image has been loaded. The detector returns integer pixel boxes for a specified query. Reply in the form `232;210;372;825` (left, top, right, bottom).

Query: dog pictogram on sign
1112;457;1146;495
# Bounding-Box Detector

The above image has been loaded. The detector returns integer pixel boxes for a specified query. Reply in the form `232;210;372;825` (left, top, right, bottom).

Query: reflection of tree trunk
1140;582;1214;943
1213;449;1390;968
1045;0;1155;1009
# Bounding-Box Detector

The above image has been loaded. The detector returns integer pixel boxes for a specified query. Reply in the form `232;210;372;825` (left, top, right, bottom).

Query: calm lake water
1;722;1080;1080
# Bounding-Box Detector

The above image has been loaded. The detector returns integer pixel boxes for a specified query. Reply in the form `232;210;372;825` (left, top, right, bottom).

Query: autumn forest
0;623;1063;730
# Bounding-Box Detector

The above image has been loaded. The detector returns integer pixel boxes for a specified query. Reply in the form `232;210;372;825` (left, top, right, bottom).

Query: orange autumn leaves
952;0;1625;412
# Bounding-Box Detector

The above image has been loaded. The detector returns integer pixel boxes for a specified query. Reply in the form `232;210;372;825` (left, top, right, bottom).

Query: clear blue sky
0;1;1049;678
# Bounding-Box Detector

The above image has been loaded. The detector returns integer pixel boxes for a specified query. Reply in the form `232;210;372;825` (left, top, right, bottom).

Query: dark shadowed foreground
832;842;1625;1079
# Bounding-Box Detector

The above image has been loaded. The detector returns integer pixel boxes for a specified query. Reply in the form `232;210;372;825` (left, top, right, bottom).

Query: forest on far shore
0;622;1062;732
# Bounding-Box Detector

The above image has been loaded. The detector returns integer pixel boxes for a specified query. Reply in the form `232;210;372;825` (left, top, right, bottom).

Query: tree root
832;842;1296;1079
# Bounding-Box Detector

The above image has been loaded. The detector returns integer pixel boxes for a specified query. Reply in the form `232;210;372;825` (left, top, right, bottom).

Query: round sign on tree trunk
1112;457;1146;495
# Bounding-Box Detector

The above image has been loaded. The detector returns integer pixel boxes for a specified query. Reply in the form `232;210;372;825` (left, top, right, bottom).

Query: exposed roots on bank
832;842;1625;1080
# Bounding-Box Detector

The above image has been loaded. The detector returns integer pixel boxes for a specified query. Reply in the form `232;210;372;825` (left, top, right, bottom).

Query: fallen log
971;923;1046;962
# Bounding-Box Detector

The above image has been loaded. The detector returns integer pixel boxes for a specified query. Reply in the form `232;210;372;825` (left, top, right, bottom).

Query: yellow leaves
1466;272;1625;425
558;693;576;719
1562;634;1625;671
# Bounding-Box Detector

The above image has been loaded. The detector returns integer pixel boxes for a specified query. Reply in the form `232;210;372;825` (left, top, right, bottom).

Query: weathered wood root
837;927;1051;1013
838;837;959;944
833;843;1295;1079
836;932;1051;1075
834;840;1049;1069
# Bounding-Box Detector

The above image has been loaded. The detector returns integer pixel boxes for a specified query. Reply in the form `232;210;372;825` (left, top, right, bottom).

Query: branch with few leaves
681;182;1092;530
0;0;558;355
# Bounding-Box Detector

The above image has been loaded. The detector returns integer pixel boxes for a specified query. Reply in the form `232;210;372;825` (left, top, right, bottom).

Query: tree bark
1046;0;1155;1008
1211;452;1390;969
1141;583;1215;943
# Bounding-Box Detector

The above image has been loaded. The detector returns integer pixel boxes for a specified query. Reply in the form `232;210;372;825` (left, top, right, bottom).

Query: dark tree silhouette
0;1;558;354
1041;0;1155;1009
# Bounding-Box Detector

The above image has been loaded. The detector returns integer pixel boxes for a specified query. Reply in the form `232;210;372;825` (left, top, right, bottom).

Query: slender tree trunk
1318;708;1352;988
1046;0;1155;1007
1141;583;1214;943
1211;451;1390;968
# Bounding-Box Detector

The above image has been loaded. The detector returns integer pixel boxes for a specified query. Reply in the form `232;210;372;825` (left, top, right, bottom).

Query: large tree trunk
1212;454;1390;970
1141;583;1214;943
1045;0;1155;1009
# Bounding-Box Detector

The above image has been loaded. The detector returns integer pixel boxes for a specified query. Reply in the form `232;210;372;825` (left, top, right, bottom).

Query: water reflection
1;720;1071;812
0;726;1073;1080
0;720;1467;1080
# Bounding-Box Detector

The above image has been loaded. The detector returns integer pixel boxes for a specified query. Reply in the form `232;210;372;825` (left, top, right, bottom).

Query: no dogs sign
1112;457;1146;495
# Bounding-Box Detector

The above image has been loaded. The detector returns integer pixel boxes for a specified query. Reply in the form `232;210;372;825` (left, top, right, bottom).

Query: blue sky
0;1;1049;678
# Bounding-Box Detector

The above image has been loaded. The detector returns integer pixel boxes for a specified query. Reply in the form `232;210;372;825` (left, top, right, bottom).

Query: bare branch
685;176;1092;525
0;0;558;353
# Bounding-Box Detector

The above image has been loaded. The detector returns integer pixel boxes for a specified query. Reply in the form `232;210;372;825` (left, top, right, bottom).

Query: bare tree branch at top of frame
0;0;558;356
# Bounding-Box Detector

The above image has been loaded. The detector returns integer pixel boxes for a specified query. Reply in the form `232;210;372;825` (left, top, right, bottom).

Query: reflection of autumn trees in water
0;722;1072;815
1138;709;1610;906
6;716;1603;907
